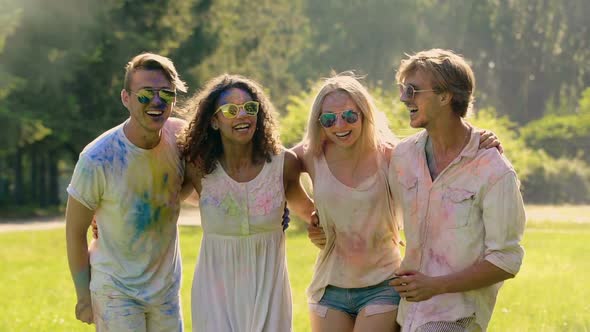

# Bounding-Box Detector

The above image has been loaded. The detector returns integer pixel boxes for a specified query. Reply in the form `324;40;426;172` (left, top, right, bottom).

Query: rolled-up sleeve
482;171;526;275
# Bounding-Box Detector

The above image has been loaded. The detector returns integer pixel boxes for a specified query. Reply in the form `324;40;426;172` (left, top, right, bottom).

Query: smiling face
122;69;175;136
212;88;258;145
320;91;363;149
400;70;441;129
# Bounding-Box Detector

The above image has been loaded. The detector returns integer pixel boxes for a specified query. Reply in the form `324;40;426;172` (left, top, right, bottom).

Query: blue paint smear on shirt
116;137;128;167
86;134;129;169
88;150;114;164
163;173;169;187
112;275;136;293
132;192;158;240
133;192;160;240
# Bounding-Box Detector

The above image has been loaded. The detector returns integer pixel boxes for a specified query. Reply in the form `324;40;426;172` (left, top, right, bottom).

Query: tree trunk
48;152;60;205
31;146;39;203
14;147;24;205
39;152;48;207
0;158;9;205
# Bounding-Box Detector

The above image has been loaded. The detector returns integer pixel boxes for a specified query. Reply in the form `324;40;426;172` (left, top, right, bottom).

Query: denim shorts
311;278;401;318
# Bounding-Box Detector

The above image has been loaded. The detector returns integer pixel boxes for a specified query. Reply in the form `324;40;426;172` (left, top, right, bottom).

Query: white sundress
191;151;292;332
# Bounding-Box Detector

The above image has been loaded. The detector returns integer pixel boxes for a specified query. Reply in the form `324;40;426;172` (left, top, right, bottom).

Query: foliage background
1;0;590;209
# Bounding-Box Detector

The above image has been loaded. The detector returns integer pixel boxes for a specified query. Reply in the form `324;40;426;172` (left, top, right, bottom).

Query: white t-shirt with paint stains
67;117;185;303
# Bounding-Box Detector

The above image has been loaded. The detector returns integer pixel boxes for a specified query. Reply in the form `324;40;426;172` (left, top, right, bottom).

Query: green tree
279;90;314;148
188;0;311;109
0;0;113;206
0;1;32;205
483;0;590;122
520;88;590;163
299;0;423;87
0;0;201;208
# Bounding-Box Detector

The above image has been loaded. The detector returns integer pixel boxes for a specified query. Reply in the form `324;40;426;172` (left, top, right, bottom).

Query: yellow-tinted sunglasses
214;101;260;119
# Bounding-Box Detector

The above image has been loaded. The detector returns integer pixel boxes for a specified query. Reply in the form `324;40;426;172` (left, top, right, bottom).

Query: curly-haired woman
179;74;315;332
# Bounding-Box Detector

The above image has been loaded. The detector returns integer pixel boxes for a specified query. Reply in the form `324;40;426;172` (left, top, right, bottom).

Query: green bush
469;107;590;203
522;155;590;204
279;84;317;148
520;87;590;163
520;113;590;163
469;107;532;178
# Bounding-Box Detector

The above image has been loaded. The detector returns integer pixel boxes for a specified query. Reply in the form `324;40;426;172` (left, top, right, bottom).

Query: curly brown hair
179;74;281;174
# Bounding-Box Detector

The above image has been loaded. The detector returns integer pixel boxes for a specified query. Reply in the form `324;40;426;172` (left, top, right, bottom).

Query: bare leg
310;307;355;332
353;307;398;332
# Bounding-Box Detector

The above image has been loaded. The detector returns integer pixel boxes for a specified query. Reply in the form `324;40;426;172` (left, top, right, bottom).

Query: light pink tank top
307;149;402;303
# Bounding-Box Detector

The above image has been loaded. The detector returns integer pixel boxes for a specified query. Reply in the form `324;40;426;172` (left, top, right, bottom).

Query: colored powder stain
89;150;114;164
87;136;130;168
73;269;91;293
429;248;450;269
116;137;128;167
161;303;178;316
163;173;169;186
221;195;242;216
112;276;136;294
153;206;161;222
218;88;243;105
132;192;158;240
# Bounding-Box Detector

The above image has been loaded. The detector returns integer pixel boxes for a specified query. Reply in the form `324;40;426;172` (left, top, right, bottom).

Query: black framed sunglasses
130;88;176;104
398;83;436;101
318;109;360;128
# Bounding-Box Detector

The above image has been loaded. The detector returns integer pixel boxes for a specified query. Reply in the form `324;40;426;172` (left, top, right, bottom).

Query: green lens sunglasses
130;88;176;104
318;109;359;128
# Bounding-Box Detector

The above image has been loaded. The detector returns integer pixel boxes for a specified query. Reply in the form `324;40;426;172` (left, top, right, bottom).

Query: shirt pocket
442;187;475;228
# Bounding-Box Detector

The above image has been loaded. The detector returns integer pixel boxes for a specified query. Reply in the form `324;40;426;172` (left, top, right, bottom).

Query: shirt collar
413;127;481;159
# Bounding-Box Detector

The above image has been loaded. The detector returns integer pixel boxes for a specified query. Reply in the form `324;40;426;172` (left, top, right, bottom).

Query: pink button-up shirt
388;130;526;332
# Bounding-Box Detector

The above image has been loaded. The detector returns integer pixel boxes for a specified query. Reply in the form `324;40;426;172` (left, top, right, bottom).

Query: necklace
431;126;472;177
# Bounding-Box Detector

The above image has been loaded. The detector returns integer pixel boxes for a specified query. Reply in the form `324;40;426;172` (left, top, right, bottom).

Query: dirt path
0;206;202;233
524;204;590;224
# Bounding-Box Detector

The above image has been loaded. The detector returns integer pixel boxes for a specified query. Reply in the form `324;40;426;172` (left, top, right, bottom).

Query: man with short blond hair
389;49;526;332
66;52;190;331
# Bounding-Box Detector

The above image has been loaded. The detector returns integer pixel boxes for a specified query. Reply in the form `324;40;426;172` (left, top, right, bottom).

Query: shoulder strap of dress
276;149;286;174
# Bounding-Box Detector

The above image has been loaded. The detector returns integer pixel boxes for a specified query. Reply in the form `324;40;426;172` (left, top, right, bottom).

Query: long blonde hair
303;72;397;156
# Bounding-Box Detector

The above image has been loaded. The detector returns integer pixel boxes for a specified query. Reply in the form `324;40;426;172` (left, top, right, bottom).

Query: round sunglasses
318;109;359;128
130;88;176;104
214;101;260;119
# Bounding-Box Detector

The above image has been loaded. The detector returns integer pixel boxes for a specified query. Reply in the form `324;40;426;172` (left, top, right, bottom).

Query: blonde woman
294;74;403;331
296;73;500;332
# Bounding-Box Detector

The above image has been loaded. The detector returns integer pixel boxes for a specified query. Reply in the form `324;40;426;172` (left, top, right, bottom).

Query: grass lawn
0;221;589;331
